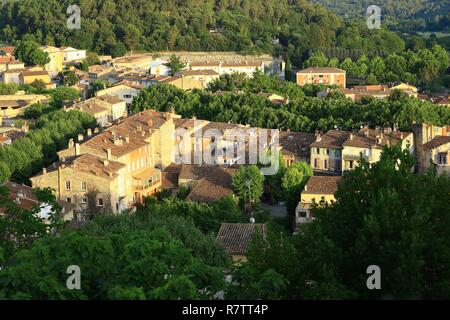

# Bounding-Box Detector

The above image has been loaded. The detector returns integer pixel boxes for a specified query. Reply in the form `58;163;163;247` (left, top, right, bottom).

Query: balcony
132;167;161;191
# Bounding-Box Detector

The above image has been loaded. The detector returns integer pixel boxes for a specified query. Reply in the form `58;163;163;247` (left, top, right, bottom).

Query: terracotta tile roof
179;164;237;182
81;110;174;157
433;96;450;105
2;130;25;141
186;177;234;203
21;70;49;77
2;181;38;211
0;46;15;55
162;172;179;190
174;118;197;130
297;67;345;74
304;176;342;195
180;164;238;203
279;131;316;158
178;69;219;76
190;61;221;67
3;68;27;74
423;136;450;150
39;154;125;179
216;223;266;255
0;56;13;63
74;101;109;116
343;128;410;149
0;135;11;144
222;60;263;68
88;65;113;74
309;130;350;149
94;95;125;104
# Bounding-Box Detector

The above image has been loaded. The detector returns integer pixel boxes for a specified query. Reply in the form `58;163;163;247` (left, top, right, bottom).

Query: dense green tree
297;146;450;299
49;87;80;107
232;165;265;208
13;40;50;67
62;70;79;87
165;54;185;76
0;83;19;95
281;162;313;215
0;210;229;299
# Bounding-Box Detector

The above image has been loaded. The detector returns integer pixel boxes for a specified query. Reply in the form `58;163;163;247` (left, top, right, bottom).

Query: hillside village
1;43;449;261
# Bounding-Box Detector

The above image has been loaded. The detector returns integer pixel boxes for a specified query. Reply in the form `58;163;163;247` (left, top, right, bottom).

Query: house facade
413;123;450;175
294;176;341;232
296;67;346;87
30;110;178;216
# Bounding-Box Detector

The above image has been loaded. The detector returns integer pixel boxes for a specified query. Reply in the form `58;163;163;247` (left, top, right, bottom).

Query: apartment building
318;84;418;102
95;81;143;105
310;127;412;174
30;110;179;215
61;46;87;63
294;176;341;232
41;46;64;76
188;60;264;77
413;123;450;175
279;130;316;166
70;95;127;127
296;67;346;87
0;93;49;120
112;55;153;71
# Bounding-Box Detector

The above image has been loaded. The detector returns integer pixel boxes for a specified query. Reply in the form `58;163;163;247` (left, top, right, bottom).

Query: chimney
125;135;130;143
106;148;112;159
42;167;47;174
94;127;99;133
75;143;81;156
78;134;84;142
137;124;142;132
68;138;74;149
103;159;109;167
376;135;382;144
304;185;307;191
349;133;354;140
87;128;92;137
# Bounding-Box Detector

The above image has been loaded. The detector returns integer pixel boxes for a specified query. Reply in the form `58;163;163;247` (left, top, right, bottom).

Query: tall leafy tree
232;165;265;207
13;40;50;67
165;54;185;76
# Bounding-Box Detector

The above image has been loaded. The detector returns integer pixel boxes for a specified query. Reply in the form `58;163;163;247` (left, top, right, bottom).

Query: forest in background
310;0;450;31
0;0;425;67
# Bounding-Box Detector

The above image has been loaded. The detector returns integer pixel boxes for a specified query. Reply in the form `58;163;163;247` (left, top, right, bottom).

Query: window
326;149;330;155
81;197;87;204
349;160;354;169
65;180;71;191
81;181;87;191
316;148;320;154
314;159;319;168
66;197;71;203
324;159;328;169
97;198;104;207
335;150;341;157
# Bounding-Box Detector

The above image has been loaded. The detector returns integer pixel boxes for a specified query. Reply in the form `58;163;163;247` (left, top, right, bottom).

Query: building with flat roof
296;67;346;87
